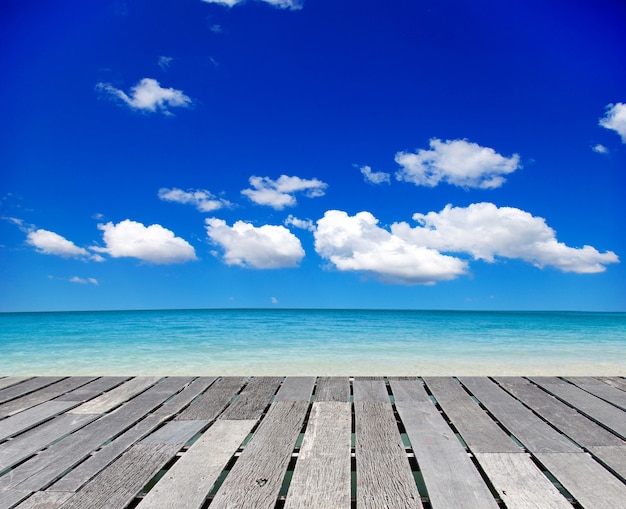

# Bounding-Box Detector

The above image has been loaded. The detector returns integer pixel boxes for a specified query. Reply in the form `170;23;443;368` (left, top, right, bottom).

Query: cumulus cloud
592;144;608;154
395;138;521;189
360;165;390;185
285;215;316;232
201;0;303;9
158;188;232;212
314;210;468;285
206;218;305;268
392;202;619;274
96;78;191;114
241;175;327;210
27;229;97;260
599;102;626;142
92;219;197;264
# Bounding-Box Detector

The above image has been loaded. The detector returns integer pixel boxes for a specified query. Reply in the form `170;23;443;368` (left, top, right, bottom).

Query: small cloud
242;175;327;210
271;296;279;305
201;0;303;9
26;229;99;261
285;215;316;232
360;165;390;185
206;218;305;268
158;188;232;212
70;276;99;285
96;78;192;115
158;56;174;70
92;219;197;264
210;24;223;33
599;102;626;143
395;138;521;189
592;144;608;154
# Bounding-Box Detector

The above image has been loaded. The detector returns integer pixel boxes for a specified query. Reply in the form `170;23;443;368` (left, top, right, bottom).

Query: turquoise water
1;309;625;375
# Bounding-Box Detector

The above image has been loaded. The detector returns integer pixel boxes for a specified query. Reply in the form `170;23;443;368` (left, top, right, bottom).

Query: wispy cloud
158;56;174;70
96;78;191;115
69;276;99;285
360;165;390;185
158;188;232;212
201;0;303;10
92;219;197;264
599;102;626;143
241;174;327;210
395;138;521;189
592;144;608;154
206;218;304;268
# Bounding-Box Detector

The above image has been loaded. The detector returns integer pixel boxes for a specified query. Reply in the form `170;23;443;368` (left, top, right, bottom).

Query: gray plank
0;490;30;509
597;377;626;392
141;420;208;445
284;401;352;509
49;377;212;493
460;377;580;453
176;377;244;421
68;377;161;414
389;377;430;403
0;379;65;406
55;377;129;402
0;378;95;418
0;377;192;492
314;377;350;402
535;452;626;509
474;453;572;509
210;401;309;509
355;400;422;508
423;377;521;453
0;378;31;391
218;377;282;420
587;445;626;481
390;379;498;509
530;377;626;439
14;491;72;509
0;401;79;442
274;377;315;402
353;377;389;402
566;377;626;410
137;420;256;509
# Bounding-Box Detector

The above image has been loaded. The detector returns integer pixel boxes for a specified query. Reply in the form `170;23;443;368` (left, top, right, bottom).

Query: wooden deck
0;376;625;509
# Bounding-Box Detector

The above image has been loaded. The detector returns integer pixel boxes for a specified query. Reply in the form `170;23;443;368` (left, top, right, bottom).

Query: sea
1;309;625;376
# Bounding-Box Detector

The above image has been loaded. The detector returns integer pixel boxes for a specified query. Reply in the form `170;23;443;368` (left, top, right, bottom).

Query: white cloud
360;165;390;185
599;102;626;142
285;215;316;232
206;218;305;268
158;56;174;70
392;202;619;274
201;0;303;9
96;78;191;114
395;138;521;189
592;144;608;154
314;210;468;285
271;296;279;304
241;175;327;210
27;229;93;260
92;219;197;264
70;276;99;285
158;188;232;212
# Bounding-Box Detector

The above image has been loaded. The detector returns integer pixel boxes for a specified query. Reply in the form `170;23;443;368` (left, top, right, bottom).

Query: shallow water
1;309;625;375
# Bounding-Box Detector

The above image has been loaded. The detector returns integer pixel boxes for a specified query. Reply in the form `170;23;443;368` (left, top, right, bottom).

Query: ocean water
0;309;625;375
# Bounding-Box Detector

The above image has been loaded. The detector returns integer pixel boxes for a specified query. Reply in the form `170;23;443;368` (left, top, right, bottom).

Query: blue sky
1;0;625;312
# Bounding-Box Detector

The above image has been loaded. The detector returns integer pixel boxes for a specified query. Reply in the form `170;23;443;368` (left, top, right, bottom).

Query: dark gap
141;454;180;495
408;455;429;501
529;454;578;503
351;455;357;503
467;452;503;505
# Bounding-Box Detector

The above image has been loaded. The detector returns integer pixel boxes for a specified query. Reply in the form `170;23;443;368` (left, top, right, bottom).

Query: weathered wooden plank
529;377;626;439
218;377;282;420
355;400;422;508
0;378;95;418
284;401;351;509
566;377;626;410
175;377;244;421
49;377;210;493
390;379;498;509
0;414;98;472
141;420;208;445
210;401;309;509
474;453;572;509
68;377;161;415
136;420;256;509
0;401;79;442
459;377;580;453
597;377;626;392
0;378;31;392
535;452;626;509
423;377;521;453
0;379;65;406
274;377;315;402
314;377;350;402
353;377;389;402
587;445;626;481
0;489;31;509
0;377;192;492
55;377;129;402
495;377;624;447
14;491;72;509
